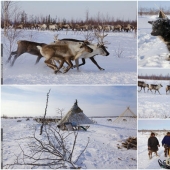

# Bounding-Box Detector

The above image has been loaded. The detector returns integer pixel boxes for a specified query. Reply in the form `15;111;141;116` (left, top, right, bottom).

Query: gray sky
138;1;170;10
1;86;137;117
17;1;137;22
138;120;170;130
138;69;170;76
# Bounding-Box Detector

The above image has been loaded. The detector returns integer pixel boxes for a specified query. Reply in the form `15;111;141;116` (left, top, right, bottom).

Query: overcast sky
138;69;170;76
1;85;137;117
138;1;170;10
138;120;170;130
16;1;137;22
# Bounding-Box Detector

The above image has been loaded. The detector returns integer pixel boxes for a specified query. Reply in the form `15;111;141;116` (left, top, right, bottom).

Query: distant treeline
138;74;170;80
138;7;170;16
138;130;169;132
2;9;137;26
1;115;34;119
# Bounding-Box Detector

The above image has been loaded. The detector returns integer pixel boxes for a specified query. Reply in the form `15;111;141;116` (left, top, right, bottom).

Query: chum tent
113;107;137;123
58;100;93;126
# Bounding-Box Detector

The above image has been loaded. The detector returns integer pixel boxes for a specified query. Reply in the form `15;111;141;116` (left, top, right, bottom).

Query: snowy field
2;30;137;85
138;79;170;119
138;15;170;68
138;132;168;169
2;117;137;169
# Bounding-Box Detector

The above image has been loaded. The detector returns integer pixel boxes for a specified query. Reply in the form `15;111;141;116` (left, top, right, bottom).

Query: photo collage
1;1;170;169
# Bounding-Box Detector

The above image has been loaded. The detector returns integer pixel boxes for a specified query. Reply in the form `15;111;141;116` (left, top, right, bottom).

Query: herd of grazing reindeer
138;81;170;95
6;32;110;74
3;22;136;33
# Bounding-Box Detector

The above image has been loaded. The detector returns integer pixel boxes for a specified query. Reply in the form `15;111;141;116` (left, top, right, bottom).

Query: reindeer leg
6;51;17;64
35;55;43;64
138;87;142;92
74;59;79;71
74;58;85;68
54;59;64;74
158;90;161;95
90;56;105;70
63;59;73;73
44;60;59;73
50;59;62;73
11;54;19;66
11;50;26;66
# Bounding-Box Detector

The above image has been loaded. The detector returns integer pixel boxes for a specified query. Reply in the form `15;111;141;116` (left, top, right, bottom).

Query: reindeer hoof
54;70;59;74
54;70;62;74
100;68;105;71
63;69;69;74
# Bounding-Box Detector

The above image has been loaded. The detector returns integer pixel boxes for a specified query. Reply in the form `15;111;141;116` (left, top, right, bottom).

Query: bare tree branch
40;89;51;135
74;137;90;164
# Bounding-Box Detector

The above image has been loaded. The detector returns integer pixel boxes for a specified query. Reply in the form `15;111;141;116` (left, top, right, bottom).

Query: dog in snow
148;11;170;59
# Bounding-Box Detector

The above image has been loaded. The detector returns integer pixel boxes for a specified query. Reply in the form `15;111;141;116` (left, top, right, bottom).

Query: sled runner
158;159;170;169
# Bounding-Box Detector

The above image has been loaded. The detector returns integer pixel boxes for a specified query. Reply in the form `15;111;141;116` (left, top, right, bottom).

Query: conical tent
113;107;137;123
58;100;93;126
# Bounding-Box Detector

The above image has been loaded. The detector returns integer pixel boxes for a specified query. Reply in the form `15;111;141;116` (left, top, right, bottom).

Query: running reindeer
37;41;93;73
148;84;163;95
138;81;149;92
53;31;110;71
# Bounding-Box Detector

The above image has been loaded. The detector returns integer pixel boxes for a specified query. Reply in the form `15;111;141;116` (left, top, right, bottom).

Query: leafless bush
56;108;64;120
3;90;90;169
4;125;90;169
138;73;170;80
114;44;124;58
3;28;23;60
138;7;170;16
2;2;23;63
27;30;37;41
1;114;9;119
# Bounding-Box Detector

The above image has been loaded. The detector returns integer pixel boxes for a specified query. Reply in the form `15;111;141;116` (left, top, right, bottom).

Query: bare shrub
56;108;64;120
3;28;23;61
1;114;8;119
4;125;90;169
3;90;90;169
114;44;124;58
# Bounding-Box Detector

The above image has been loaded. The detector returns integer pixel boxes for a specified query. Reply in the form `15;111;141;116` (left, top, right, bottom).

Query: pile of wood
117;137;137;150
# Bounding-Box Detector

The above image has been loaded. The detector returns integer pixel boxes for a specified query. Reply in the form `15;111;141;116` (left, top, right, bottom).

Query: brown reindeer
138;81;149;92
7;40;47;66
37;42;93;73
166;85;170;94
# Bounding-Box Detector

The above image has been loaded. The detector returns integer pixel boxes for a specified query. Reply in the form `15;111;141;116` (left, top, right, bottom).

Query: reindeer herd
138;81;170;95
6;32;110;74
4;22;136;33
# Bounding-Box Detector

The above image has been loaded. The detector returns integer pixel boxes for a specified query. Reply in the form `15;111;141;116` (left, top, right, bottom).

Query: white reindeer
148;84;163;95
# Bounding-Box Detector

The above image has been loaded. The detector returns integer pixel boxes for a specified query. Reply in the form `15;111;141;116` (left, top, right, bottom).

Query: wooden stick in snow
40;89;51;135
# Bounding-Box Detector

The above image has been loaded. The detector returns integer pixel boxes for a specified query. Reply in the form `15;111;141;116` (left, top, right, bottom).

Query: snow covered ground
138;15;170;68
138;79;170;119
2;30;137;85
2;117;137;169
138;132;168;169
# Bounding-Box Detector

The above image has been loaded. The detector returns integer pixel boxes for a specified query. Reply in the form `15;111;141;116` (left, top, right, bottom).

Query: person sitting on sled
162;132;170;157
148;132;160;159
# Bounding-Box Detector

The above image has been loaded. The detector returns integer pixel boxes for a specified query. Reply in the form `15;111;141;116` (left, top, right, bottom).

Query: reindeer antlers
94;31;110;46
83;32;95;43
54;34;59;42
